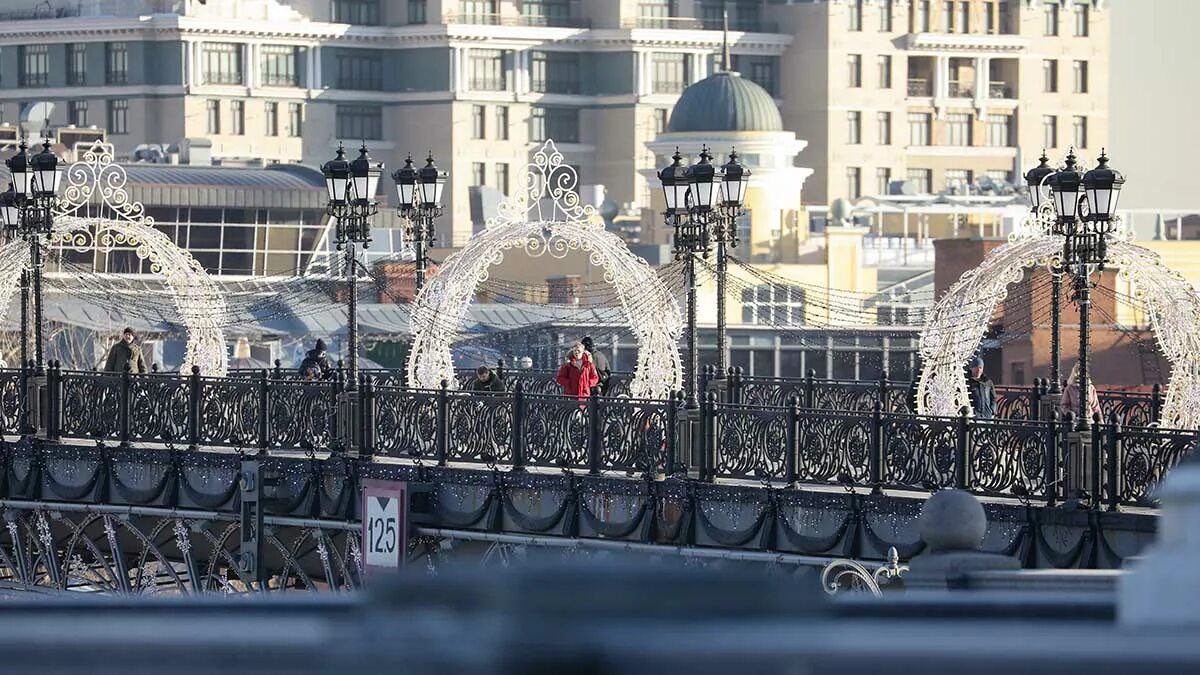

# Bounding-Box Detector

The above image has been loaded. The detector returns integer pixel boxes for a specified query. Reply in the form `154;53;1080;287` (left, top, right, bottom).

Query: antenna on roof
721;1;731;72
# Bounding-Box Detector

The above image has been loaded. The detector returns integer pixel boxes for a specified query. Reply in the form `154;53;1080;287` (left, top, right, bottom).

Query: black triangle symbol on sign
374;496;391;510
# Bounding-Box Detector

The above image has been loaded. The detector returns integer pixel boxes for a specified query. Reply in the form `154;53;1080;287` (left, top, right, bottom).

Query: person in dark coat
103;327;147;374
471;366;505;392
298;339;333;380
966;355;996;419
581;336;611;395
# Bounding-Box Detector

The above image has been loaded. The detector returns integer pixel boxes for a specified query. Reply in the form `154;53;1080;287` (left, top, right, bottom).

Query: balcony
622;16;702;29
948;80;974;98
907;78;933;97
446;12;591;28
988;81;1014;99
698;17;779;33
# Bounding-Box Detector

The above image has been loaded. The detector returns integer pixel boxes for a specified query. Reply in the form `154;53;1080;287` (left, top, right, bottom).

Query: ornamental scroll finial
487;139;600;230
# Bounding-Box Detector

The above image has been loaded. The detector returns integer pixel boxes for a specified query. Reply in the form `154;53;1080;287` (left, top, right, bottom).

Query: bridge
0;362;1181;594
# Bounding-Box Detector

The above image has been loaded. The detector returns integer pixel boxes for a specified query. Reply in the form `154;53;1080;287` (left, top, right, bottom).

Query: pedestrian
965;355;995;419
1060;361;1103;422
471;365;505;392
103;327;147;374
555;342;599;400
581;336;611;395
298;339;333;380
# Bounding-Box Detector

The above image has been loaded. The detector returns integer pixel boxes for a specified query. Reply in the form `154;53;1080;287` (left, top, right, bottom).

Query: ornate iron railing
19;365;1191;508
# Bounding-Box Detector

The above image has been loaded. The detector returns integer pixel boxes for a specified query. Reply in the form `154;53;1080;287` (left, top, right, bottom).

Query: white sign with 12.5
365;493;400;568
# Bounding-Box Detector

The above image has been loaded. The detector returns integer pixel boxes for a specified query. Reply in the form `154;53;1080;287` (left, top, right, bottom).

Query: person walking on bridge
103;327;147;374
966;355;995;419
556;342;599;401
1060;361;1103;423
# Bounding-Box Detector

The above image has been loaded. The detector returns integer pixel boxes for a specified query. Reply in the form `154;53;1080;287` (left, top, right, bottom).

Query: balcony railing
446;12;591;28
988;81;1014;99
907;78;933;96
622;16;703;29
948;80;974;98
699;18;779;32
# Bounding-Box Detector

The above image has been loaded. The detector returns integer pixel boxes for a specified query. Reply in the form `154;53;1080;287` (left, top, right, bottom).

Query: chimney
179;137;213;166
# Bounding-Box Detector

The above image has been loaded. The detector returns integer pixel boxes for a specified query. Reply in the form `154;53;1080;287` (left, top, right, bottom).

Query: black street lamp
716;149;749;379
322;143;382;396
661;148;707;408
1025;151;1063;399
392;152;446;296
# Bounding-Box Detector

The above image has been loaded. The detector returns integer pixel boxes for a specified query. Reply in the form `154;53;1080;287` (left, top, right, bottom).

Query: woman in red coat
555;342;600;400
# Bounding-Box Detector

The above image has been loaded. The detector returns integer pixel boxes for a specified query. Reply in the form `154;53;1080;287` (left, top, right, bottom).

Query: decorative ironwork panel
995;387;1033;421
269;381;335;452
797;410;871;483
969;419;1052;497
1099;391;1155;428
446;392;513;463
198;377;259;448
712;403;788;480
60;371;121;440
1117;425;1198;505
881;413;957;489
374;386;437;460
128;374;189;445
0;369;22;434
521;393;588;469
599;397;669;474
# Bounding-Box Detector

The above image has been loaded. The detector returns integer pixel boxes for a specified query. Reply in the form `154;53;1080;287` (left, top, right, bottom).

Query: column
312;45;322;90
975;56;990;101
245;43;257;90
690;52;707;84
307;43;317;89
191;41;202;87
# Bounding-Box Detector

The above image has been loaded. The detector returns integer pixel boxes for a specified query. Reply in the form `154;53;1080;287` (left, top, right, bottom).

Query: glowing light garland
0;142;228;375
407;140;683;399
918;203;1200;429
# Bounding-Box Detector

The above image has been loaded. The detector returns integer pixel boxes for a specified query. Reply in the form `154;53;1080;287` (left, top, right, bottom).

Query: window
337;52;382;90
946;112;972;146
985;1;997;33
530;106;579;142
1043;115;1058;149
1043;59;1058;92
652;53;688;94
523;0;573;27
848;0;862;31
408;0;427;24
985;113;1012;146
461;0;498;22
107;99;128;134
495;106;509;140
495;163;509;195
654;108;669;134
471;104;486;139
469;49;506;91
336;105;382;139
638;0;673;27
942;1;954;31
265;101;279;136
877;55;892;88
1044;2;1059;36
1073;60;1089;93
202;43;242;85
19;45;49;87
913;0;930;32
907;168;932;194
68;43;87;86
68;100;88;127
846;168;862;199
1074;2;1089;36
741;285;805;325
261;45;299;87
876;168;892;196
847;54;862;87
957;1;969;32
1073;115;1088;148
287;102;302;137
877;112;892;145
206;99;221;134
230;100;244;135
105;42;129;85
472;162;486;187
530;51;580;94
733;55;779;97
945;169;972;192
908;112;931;146
847;111;862;144
879;0;894;31
333;0;381;25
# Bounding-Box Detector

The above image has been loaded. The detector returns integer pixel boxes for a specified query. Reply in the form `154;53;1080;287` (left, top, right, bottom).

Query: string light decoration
917;198;1200;430
0;142;228;375
407;140;683;399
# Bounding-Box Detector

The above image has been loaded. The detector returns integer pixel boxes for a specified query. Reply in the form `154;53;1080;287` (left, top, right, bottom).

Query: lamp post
321;144;381;451
392;152;446;297
1024;152;1062;405
714;150;749;381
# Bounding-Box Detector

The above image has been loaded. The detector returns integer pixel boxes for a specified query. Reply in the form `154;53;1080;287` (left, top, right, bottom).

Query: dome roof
667;71;782;133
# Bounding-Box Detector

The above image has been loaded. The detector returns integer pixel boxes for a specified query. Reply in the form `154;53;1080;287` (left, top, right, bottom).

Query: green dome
667;71;782;133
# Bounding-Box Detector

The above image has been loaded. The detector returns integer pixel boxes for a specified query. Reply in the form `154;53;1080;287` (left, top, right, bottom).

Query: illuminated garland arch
407;140;683;399
0;142;227;374
918;204;1200;429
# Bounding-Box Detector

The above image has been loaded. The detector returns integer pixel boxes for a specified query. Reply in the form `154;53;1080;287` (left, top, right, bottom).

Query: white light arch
407;140;683;399
918;205;1200;429
0;142;228;374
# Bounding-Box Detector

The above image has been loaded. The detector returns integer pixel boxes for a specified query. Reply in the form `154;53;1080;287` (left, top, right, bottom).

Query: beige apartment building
0;0;1108;253
777;0;1109;205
